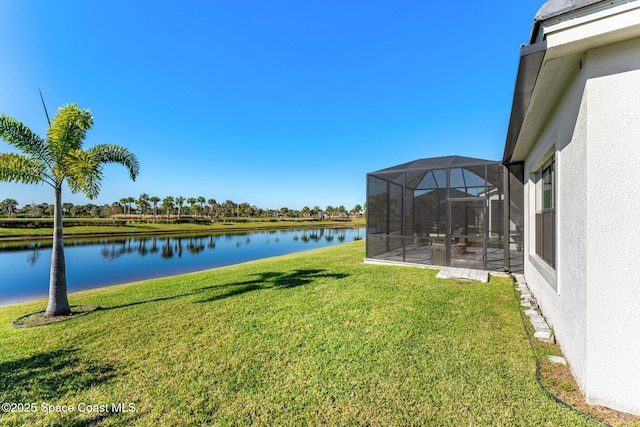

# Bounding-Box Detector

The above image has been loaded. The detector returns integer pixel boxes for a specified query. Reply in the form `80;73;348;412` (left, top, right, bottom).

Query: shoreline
0;220;365;242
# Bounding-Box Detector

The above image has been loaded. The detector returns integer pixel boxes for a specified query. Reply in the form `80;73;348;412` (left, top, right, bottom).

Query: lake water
0;227;364;306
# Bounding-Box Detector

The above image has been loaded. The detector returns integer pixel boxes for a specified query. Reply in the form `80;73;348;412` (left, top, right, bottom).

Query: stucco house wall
583;37;640;412
506;0;640;415
523;58;589;392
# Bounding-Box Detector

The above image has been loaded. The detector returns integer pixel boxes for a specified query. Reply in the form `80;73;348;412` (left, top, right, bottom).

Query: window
535;156;555;268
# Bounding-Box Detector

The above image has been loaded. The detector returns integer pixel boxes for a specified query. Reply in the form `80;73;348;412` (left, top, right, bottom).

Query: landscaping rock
548;355;567;365
534;330;554;342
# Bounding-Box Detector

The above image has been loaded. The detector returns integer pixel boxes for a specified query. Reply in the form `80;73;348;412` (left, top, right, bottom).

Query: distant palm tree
192;204;202;218
162;196;174;222
149;196;161;219
110;201;123;216
138;193;149;218
208;198;217;219
0;103;138;316
325;206;334;219
0;198;18;217
187;197;196;218
176;196;185;219
119;197;129;215
197;196;205;218
125;196;135;216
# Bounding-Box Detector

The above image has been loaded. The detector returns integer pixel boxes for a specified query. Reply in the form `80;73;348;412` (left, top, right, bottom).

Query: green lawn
0;241;594;426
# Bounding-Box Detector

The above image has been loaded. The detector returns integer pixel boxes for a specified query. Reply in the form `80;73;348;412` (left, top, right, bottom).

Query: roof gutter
502;40;547;166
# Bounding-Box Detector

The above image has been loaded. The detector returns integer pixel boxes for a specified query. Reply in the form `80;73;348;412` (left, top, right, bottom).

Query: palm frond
61;150;103;199
39;88;51;126
0;115;51;165
0;153;49;185
47;104;93;162
89;143;140;181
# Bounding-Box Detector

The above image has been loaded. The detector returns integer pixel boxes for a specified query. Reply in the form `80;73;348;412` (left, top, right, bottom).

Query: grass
0;219;365;239
0;241;599;426
523;316;640;427
12;305;99;328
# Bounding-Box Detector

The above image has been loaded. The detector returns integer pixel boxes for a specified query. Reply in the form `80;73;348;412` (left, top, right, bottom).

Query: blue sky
0;1;542;211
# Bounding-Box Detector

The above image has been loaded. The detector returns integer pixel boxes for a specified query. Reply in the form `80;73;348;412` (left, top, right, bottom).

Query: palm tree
119;197;129;215
0;198;18;217
325;205;334;219
176;196;185;219
187;197;196;218
197;196;205;218
162;196;174;222
149;196;161;219
0;103;139;316
223;200;235;218
137;193;149;219
110;201;123;216
122;196;135;216
208;198;217;219
128;197;136;215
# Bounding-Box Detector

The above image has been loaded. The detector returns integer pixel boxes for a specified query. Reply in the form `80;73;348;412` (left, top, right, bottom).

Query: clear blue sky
0;0;542;211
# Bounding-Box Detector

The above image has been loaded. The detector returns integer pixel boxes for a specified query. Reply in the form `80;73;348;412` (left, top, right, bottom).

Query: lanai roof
368;155;502;190
369;155;498;174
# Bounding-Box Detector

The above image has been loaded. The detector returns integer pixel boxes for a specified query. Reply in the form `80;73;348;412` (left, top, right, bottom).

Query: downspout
503;165;511;271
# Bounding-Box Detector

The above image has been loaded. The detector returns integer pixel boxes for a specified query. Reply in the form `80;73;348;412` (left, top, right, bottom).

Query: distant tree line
0;196;364;221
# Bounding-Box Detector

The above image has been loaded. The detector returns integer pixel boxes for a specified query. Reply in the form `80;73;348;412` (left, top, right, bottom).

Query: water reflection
0;228;364;306
75;230;363;261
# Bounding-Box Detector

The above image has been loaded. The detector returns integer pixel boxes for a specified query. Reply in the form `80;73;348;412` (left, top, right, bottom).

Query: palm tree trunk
45;186;71;317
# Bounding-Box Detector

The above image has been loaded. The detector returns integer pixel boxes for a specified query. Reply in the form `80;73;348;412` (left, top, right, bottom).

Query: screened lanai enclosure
366;156;523;272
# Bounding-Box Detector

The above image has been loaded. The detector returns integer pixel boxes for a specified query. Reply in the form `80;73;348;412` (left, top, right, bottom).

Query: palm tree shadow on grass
98;293;196;311
197;271;284;292
98;281;265;310
196;269;350;303
200;283;264;302
0;349;114;402
0;349;138;426
98;278;260;310
96;269;349;309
